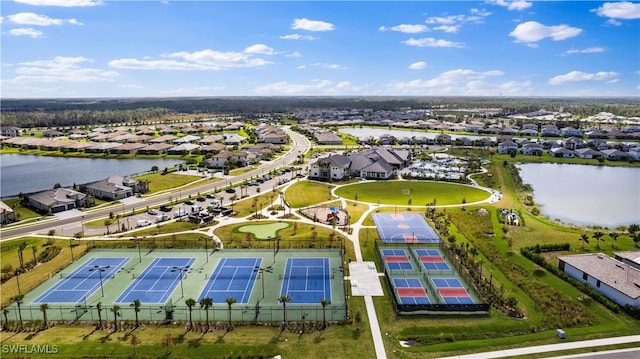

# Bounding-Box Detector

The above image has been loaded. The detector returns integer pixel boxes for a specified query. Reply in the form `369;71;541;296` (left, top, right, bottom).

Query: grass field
284;181;336;208
335;180;489;206
134;172;202;193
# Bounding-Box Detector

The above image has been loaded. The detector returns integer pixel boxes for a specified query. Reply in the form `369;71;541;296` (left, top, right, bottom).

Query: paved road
0;128;311;241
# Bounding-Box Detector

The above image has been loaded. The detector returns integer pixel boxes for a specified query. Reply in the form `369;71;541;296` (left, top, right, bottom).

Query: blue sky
1;0;639;98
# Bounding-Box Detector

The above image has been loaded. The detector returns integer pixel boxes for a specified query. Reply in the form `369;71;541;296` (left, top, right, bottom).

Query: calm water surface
0;154;184;197
517;163;640;227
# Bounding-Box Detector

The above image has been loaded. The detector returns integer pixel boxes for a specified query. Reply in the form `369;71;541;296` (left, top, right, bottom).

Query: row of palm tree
2;295;334;332
578;231;625;249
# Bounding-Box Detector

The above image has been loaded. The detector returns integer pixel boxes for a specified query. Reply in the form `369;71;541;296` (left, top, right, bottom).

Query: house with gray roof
81;176;142;201
309;154;351;181
26;188;87;213
614;251;640;270
558;253;640;308
575;148;603;159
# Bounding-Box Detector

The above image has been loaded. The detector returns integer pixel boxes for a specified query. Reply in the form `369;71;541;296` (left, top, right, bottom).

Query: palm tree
592;231;604;249
185;298;196;331
18;242;27;269
225;297;236;331
132;299;141;328
2;306;10;330
96;302;103;329
278;295;292;324
199;297;213;330
40;303;50;329
111;305;121;331
11;294;25;330
609;232;620;248
578;234;589;249
320;298;331;329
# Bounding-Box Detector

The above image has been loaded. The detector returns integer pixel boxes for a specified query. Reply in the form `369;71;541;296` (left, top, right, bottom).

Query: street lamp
253;265;272;299
89;265;110;297
171;265;190;298
69;238;75;263
135;236;141;263
199;236;209;263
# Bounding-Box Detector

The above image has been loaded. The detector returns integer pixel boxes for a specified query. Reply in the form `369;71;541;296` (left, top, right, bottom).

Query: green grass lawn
237;222;290;239
284;181;336;208
134;172;202;193
2;198;42;222
335;180;489;206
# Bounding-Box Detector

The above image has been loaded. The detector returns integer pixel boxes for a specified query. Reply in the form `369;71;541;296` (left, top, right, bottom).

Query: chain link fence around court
4;302;347;324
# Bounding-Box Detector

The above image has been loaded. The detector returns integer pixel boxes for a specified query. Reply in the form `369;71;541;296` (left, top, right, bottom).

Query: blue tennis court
381;248;413;270
116;257;195;304
280;257;331;304
393;278;430;305
372;213;442;243
198;257;260;304
415;248;450;270
33;257;130;303
433;278;474;304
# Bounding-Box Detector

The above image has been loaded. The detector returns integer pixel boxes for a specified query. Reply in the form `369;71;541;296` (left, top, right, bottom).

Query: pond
517;163;640;227
0;154;184;198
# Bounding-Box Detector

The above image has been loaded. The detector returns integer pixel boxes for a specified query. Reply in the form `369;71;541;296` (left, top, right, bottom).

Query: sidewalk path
438;335;640;359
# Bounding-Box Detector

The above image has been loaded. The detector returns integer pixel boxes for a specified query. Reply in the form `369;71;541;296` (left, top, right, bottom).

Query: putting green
237;222;290;239
334;180;489;206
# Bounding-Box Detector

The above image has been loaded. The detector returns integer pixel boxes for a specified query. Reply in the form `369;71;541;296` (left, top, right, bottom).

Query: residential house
173;135;201;144
223;133;246;146
309;154;351;181
561;127;582;138
199;134;224;145
614;251;640;270
574;148;603;159
149;135;179;144
521;142;543;156
0;201;16;224
43;129;65;138
558;254;640;308
167;143;200;155
1;126;23;137
628;147;640;160
315;131;343;145
541;125;560;137
522;123;538;131
26;188;87;213
204;150;249;169
549;147;574;158
497;140;518;154
434;133;451;145
137;143;173;155
520;128;538;137
198;143;226;154
601;149;633;161
81;176;142;200
563;137;585;150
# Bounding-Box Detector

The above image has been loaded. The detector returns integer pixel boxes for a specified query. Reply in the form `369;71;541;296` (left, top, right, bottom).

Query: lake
517;163;640;227
0;154;184;198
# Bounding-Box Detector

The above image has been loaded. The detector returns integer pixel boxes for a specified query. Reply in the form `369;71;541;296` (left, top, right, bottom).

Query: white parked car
136;219;152;227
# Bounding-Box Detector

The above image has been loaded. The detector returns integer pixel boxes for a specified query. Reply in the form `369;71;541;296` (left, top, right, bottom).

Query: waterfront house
81;176;142;201
26;188;87;213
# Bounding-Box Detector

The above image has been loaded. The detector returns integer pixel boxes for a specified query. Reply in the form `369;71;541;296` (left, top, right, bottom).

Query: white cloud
510;21;582;43
280;34;317;40
408;61;427;70
162;86;226;96
379;24;429;33
109;49;271;71
403;37;465;48
8;12;82;26
244;44;276;55
486;0;532;11
548;71;619;85
286;51;302;58
433;25;459;33
592;2;640;20
387;69;528;95
9;28;44;38
7;56;118;83
14;0;102;6
299;63;347;70
254;79;355;95
563;47;606;55
292;18;334;32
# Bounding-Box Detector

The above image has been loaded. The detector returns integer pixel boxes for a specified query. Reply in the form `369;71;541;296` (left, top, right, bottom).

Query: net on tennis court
279;273;334;280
